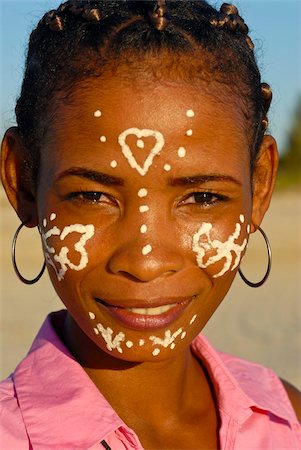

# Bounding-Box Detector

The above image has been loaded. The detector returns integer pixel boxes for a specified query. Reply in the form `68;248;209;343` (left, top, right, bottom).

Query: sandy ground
1;187;300;388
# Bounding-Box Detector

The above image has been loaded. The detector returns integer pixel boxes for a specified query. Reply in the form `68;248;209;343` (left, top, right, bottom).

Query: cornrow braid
261;82;273;130
148;0;167;31
16;0;273;184
210;3;254;50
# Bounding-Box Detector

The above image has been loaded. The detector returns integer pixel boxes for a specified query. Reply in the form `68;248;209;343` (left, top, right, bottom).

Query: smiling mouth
95;297;194;330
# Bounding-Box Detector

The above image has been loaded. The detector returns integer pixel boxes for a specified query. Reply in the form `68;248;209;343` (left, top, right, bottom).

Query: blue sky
1;1;300;154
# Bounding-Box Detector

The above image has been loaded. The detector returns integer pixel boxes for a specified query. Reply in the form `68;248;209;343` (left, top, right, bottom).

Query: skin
3;73;298;449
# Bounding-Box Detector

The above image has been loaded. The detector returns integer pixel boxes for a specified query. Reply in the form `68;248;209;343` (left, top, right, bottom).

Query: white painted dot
117;347;123;353
100;136;107;143
247;225;251;234
126;341;134;348
190;314;197;325
152;348;160;356
43;219;47;228
170;343;176;350
186;109;195;118
139;205;149;213
110;160;117;168
240;214;245;223
138;188;148;198
50;213;56;221
164;164;171;172
181;331;186;340
140;224;148;234
177;147;186;158
94;110;102;117
139;339;145;346
137;139;145;149
88;312;96;320
142;245;152;255
186;129;193;136
93;328;99;335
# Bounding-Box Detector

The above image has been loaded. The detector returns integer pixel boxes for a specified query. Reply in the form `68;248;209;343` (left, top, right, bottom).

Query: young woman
1;1;300;448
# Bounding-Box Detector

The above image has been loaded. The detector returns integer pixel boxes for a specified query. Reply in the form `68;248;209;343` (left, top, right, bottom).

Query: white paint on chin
110;160;118;168
88;312;95;320
94;110;102;117
152;348;160;356
190;314;197;325
186;129;193;136
192;215;247;278
149;328;183;349
100;136;107;142
164;164;171;172
96;322;125;353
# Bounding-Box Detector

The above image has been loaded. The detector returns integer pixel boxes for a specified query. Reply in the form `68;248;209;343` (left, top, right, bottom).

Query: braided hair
16;0;273;183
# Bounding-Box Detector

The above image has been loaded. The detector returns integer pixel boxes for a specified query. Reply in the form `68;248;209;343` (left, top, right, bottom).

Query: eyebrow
55;167;124;186
169;174;242;187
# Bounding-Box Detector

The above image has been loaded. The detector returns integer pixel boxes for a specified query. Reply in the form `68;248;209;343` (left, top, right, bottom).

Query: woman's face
37;76;254;362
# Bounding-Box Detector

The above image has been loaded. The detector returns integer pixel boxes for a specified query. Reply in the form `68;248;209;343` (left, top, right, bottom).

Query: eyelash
181;192;228;207
66;191;114;205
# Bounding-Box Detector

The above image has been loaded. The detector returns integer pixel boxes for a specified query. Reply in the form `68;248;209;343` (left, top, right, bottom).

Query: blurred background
1;1;300;387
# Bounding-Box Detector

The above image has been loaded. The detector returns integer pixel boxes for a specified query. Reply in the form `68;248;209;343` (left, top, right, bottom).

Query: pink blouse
1;310;300;449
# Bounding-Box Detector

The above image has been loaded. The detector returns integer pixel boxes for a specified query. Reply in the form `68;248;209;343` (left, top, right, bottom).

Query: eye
66;191;116;206
181;192;227;207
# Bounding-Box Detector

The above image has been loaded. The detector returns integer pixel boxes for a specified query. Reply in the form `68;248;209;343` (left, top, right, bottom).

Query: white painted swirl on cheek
192;216;248;278
41;218;95;281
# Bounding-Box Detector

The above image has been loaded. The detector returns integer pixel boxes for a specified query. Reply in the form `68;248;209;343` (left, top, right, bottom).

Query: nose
107;235;185;283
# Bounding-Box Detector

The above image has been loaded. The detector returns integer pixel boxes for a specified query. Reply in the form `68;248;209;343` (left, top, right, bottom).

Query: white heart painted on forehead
118;128;165;176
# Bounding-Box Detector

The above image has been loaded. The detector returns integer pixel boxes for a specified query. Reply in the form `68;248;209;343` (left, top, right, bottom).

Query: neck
62;313;215;429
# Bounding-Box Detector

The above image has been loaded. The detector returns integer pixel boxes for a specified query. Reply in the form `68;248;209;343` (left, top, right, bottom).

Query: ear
251;135;278;232
1;127;38;227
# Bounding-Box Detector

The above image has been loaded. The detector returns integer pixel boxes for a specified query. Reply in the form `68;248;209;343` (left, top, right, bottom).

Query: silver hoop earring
12;222;46;285
238;226;272;288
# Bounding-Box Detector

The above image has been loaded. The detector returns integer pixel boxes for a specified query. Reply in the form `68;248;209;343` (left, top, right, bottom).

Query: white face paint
186;109;195;118
110;160;117;168
88;312;96;320
149;328;183;349
186;129;193;136
50;213;56;221
190;314;197;325
152;348;160;356
192;216;248;278
96;322;125;353
126;341;134;348
94;110;102;117
100;136;107;142
138;188;148;198
142;245;152;255
177;147;186;158
118;128;165;176
139;339;145;346
163;164;171;172
140;224;148;234
139;205;149;213
41;216;95;281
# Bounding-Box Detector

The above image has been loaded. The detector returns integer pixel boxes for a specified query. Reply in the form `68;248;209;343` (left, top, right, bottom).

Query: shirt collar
191;333;297;425
13;310;135;449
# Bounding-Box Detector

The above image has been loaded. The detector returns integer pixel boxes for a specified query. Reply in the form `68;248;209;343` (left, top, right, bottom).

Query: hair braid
15;0;273;183
148;0;167;31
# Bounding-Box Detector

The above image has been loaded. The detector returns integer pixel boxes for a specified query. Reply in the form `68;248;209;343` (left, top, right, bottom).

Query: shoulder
281;379;301;423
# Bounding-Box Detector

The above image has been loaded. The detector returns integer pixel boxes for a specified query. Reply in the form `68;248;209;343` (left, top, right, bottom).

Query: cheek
191;214;249;278
40;212;95;282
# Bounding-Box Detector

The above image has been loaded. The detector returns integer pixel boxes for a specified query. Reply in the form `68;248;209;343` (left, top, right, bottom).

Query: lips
95;297;194;330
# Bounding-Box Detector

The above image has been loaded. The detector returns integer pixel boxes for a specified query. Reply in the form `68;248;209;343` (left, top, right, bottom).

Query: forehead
42;76;250;176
